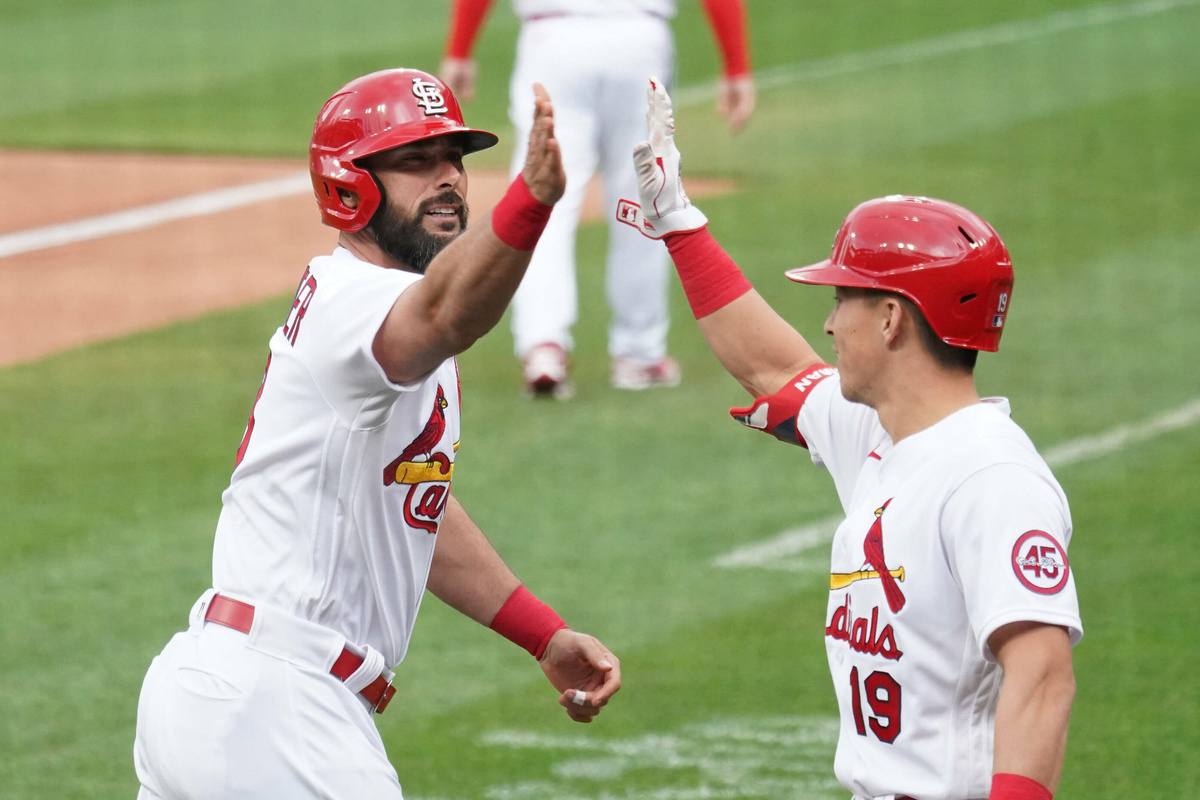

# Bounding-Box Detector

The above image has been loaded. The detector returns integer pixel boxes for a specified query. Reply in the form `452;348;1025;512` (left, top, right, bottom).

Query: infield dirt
0;149;732;368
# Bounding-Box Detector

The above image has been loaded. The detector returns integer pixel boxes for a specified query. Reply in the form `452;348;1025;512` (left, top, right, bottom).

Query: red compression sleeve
491;175;553;251
989;774;1052;800
445;0;495;58
701;0;752;77
664;229;753;319
489;585;569;660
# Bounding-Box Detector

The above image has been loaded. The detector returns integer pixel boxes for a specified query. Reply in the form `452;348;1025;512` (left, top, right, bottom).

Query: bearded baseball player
618;80;1081;800
132;69;621;799
441;0;756;398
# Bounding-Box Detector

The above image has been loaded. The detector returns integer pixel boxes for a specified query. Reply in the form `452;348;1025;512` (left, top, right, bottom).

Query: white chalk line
4;0;1189;261
456;716;842;800
676;0;1200;106
715;397;1200;570
0;172;310;259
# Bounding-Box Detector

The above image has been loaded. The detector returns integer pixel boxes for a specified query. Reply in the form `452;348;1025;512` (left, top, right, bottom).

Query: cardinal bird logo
399;385;447;463
383;385;456;535
384;385;452;487
862;499;906;613
828;499;908;611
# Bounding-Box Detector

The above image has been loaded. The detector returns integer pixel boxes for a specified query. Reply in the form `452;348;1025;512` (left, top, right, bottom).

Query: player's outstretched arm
617;78;820;397
372;83;564;384
439;0;497;102
699;0;757;134
988;621;1076;797
428;495;620;723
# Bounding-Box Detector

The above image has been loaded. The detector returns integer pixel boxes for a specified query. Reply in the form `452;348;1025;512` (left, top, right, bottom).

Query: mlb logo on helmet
412;78;449;116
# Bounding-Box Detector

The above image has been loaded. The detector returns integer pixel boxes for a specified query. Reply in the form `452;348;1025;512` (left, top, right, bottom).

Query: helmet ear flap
308;159;381;232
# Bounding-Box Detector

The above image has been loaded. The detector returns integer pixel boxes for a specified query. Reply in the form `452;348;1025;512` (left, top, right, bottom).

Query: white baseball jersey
513;0;675;19
773;365;1083;800
212;246;460;668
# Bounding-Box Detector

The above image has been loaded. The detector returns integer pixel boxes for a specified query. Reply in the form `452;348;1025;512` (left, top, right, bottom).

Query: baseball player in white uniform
617;81;1082;800
133;69;621;799
441;0;756;397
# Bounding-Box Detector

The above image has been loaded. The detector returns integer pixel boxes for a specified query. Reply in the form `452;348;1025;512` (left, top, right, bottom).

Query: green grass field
2;0;1199;797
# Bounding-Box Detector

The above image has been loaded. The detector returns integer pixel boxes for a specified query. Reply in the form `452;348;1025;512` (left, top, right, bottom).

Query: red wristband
664;229;753;318
491;175;553;251
989;773;1052;800
489;585;568;660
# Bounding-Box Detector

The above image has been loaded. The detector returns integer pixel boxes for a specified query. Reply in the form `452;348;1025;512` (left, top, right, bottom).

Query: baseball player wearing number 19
619;80;1082;800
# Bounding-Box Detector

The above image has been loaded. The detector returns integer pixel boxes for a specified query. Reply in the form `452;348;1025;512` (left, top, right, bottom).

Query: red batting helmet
309;68;499;232
786;196;1014;352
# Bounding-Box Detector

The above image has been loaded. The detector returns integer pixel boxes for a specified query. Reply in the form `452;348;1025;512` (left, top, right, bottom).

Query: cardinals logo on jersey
830;499;907;613
384;385;456;534
826;500;907;661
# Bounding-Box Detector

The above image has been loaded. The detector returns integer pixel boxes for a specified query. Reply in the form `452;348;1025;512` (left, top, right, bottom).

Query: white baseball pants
507;13;675;361
133;592;402;799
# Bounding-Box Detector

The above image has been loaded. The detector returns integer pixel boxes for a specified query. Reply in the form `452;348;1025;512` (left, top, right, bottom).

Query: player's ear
880;297;906;348
338;188;359;209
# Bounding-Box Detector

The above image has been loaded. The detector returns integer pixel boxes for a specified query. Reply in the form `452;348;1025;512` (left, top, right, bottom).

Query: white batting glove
616;77;709;240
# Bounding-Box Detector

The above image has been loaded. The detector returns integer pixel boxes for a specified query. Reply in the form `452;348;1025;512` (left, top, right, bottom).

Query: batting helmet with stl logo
786;196;1014;352
309;68;499;232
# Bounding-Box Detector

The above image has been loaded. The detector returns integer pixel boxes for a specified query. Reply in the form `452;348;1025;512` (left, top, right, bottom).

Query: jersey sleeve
699;0;752;77
445;0;496;59
295;265;422;426
729;364;885;509
942;463;1084;662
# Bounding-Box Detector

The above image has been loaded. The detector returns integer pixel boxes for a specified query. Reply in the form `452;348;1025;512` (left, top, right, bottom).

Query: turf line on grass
676;0;1200;107
715;396;1200;571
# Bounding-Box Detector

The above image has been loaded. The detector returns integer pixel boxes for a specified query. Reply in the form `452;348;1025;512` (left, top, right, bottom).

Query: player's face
824;287;887;405
363;137;470;273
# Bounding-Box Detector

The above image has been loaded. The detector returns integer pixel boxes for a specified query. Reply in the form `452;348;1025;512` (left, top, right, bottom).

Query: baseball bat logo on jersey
384;385;456;534
411;78;449;116
1011;530;1070;594
830;499;907;612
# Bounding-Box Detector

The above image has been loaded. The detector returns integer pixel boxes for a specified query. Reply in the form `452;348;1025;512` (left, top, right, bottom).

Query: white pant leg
508;107;597;357
134;624;402;800
507;20;601;358
506;15;673;360
597;53;674;361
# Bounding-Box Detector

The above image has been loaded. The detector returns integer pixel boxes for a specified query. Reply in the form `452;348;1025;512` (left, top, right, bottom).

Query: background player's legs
135;624;402;800
507;19;601;366
507;110;596;360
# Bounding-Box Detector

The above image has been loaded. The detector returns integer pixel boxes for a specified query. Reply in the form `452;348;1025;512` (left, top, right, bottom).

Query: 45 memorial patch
1011;530;1070;594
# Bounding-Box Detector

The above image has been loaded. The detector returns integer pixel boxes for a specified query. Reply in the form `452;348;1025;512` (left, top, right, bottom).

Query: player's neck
337;231;418;273
871;357;980;444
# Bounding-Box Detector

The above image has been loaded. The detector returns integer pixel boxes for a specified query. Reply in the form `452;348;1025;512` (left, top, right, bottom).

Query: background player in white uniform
617;81;1081;800
440;0;755;397
133;69;621;799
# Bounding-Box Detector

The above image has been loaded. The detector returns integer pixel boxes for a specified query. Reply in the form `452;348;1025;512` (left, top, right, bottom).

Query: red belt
204;593;396;714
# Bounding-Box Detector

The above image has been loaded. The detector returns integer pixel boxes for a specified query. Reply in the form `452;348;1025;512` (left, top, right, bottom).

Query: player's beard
368;191;469;274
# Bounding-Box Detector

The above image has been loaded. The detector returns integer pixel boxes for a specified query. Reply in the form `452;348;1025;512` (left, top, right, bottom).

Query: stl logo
1011;530;1070;594
412;78;449;116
